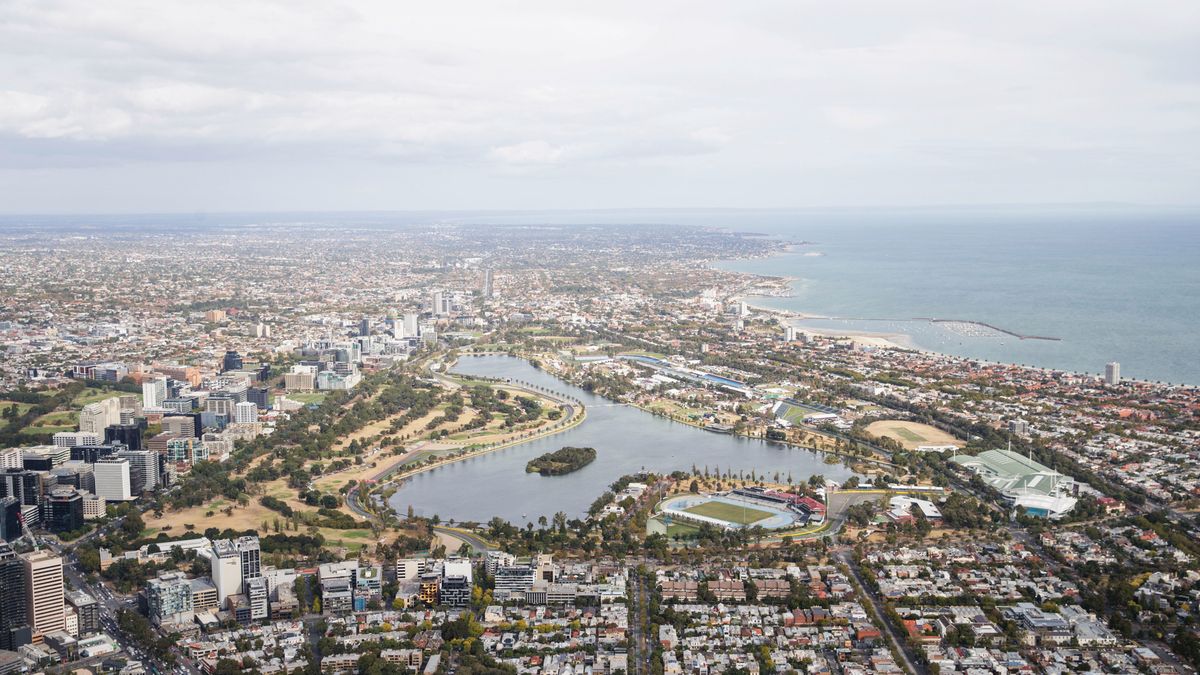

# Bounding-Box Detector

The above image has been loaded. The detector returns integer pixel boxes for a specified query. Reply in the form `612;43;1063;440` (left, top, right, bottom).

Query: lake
386;355;853;525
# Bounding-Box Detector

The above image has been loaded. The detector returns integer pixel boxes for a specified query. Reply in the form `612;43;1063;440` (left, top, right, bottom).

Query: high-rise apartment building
65;591;98;636
118;449;160;495
22;550;64;635
1105;362;1121;386
234;401;258;424
147;572;193;626
142;376;168;409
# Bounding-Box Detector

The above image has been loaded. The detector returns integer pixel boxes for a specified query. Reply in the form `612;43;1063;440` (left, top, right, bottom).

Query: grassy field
72;387;124;406
684;500;774;525
22;410;77;435
0;401;35;416
287;392;328;404
865;420;963;450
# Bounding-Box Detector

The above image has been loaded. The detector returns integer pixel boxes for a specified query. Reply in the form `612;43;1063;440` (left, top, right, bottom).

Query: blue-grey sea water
444;206;1200;385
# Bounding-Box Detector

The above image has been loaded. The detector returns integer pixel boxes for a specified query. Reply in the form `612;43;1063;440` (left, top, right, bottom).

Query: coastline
739;300;917;351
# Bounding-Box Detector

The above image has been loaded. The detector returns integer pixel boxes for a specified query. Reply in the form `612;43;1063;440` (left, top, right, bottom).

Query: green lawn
684;500;774;525
288;392;328;404
72;387;124;406
890;426;928;442
779;404;810;424
664;521;701;539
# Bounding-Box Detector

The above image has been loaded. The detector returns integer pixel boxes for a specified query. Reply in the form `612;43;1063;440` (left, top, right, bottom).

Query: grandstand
952;448;1077;518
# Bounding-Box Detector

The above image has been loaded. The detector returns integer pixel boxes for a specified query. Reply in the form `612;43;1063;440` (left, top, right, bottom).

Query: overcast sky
1;0;1198;213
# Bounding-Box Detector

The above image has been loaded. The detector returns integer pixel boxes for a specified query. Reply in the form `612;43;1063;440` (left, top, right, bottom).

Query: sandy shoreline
740;300;916;350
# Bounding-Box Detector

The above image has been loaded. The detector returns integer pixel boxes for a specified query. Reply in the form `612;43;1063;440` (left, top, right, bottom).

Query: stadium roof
951;448;1072;498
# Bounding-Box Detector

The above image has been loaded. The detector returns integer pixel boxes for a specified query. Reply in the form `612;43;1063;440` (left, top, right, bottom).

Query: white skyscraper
430;291;451;316
142;376;167;409
401;313;420;338
211;540;242;604
23;550;64;635
78;397;121;434
93;457;133;502
1105;362;1121;385
234;401;258;424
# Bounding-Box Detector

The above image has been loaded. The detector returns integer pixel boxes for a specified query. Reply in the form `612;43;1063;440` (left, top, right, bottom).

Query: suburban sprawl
0;220;1198;675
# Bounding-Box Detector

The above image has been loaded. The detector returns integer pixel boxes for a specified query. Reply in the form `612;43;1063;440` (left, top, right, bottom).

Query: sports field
865;420;963;450
684;500;773;525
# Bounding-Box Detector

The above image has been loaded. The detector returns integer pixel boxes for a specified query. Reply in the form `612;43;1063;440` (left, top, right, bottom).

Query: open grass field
22;410;77;435
684;500;774;525
865;420;963;450
0;401;35;416
72;387;124;406
287;392;328;404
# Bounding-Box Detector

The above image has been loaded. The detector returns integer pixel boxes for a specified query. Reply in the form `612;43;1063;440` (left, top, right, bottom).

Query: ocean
704;208;1200;386
439;205;1200;385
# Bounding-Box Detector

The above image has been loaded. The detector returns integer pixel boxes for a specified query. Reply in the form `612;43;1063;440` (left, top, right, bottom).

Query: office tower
359;317;372;337
247;387;270;410
0;545;30;651
430;291;451;316
22;550;64;635
401;313;419;338
42;488;84;533
142;376;167;408
222;350;243;373
0;499;19;542
70;444;118;464
50;432;102;450
92;458;132;502
211;540;242;605
234;401;258;424
65;591;98;636
104;424;142;451
1105;362;1121;385
78;397;121;434
0;470;42;507
118;449;160;495
205;393;236;418
147;572;194;626
163;413;200;439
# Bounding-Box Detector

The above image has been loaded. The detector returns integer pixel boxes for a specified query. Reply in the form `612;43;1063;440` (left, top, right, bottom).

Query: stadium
656;488;824;531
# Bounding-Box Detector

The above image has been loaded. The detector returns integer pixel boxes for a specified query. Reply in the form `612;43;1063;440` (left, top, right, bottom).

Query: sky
1;0;1198;213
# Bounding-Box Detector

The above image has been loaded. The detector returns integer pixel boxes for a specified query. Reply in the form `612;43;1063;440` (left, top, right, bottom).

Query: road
627;571;652;675
834;548;926;675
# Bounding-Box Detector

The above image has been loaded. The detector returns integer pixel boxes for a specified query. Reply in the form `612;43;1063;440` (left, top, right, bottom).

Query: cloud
0;0;1197;210
488;141;566;166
